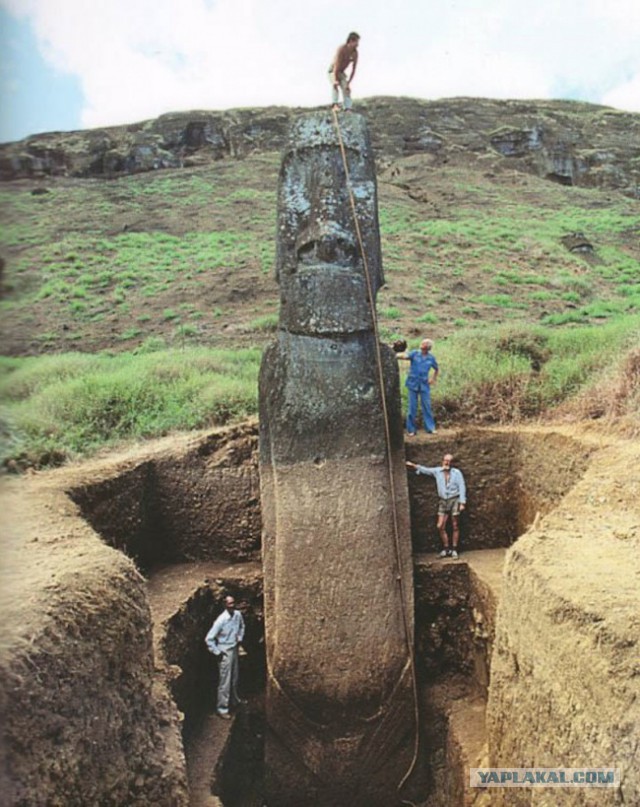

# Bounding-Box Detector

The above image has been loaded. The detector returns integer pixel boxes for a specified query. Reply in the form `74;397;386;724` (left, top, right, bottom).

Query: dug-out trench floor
1;421;639;806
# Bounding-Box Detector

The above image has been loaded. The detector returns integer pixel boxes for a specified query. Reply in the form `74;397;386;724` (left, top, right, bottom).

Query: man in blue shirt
398;339;439;435
407;453;466;558
205;595;246;719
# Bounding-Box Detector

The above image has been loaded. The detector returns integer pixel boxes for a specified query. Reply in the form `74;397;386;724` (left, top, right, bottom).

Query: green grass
476;294;528;309
1;150;637;356
248;313;278;332
427;315;640;416
0;347;262;466
0;210;276;323
0;139;638;461
2;315;639;467
116;328;143;341
417;312;439;324
378;187;639;322
174;323;199;338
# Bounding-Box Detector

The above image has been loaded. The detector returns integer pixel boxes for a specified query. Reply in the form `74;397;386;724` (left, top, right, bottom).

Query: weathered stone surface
259;112;416;805
561;231;595;254
489;125;544;157
276;115;383;337
403;127;445;154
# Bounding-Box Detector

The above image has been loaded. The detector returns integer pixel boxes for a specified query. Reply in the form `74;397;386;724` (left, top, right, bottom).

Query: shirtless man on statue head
329;32;360;111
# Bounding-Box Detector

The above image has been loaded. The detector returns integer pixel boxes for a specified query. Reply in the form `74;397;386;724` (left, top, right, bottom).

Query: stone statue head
275;113;383;336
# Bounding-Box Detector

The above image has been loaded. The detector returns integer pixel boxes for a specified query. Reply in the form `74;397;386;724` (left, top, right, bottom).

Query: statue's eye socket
297;243;315;263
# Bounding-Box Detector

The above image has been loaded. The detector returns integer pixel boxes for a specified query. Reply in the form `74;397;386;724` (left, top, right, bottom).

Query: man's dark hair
347;32;360;43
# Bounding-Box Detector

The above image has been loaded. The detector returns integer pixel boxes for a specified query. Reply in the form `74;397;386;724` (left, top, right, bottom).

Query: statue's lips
294;262;365;276
279;265;374;333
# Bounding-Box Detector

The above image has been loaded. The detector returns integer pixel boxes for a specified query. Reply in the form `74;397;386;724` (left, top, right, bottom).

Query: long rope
332;107;420;794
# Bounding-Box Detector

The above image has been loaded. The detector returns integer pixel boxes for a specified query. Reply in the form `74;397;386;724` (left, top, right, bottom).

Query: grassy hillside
1;103;639;466
1;143;639;356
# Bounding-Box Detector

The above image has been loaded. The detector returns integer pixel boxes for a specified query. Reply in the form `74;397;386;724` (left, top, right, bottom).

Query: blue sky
1;10;83;141
1;0;639;143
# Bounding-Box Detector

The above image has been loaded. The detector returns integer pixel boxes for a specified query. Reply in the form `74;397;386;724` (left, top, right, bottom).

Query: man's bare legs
331;74;352;112
451;515;460;550
437;513;460;558
437;513;450;551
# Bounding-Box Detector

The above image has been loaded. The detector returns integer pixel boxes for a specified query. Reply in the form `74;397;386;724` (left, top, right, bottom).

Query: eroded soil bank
0;421;638;805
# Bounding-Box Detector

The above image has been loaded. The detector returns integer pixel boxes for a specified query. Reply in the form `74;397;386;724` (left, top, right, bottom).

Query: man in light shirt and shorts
407;453;467;558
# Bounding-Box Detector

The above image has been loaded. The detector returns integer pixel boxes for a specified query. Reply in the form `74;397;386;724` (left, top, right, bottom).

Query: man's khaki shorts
438;496;461;516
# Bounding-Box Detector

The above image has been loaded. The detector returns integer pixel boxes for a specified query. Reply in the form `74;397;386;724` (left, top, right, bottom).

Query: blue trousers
406;386;435;433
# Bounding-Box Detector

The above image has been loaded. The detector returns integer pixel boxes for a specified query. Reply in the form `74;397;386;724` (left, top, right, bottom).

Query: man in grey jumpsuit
205;595;245;719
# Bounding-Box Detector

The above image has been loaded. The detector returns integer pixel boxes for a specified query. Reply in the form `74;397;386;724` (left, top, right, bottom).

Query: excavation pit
2;423;639;806
148;551;506;807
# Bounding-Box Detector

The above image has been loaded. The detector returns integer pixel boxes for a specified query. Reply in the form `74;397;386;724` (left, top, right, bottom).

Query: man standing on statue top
329;32;360;112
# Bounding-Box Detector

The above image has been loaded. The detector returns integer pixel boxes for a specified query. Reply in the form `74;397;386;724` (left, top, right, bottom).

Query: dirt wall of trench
405;428;593;551
487;436;640;806
2;420;635;806
69;424;592;570
68;422;261;569
0;479;188;807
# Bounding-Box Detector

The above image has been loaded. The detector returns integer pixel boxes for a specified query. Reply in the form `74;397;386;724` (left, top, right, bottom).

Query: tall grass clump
0;348;262;467
419;315;640;423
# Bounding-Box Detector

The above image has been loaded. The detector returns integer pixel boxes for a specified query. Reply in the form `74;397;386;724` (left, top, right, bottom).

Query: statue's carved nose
296;228;358;268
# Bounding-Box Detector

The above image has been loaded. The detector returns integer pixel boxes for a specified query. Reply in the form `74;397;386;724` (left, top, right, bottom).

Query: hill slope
0;97;638;357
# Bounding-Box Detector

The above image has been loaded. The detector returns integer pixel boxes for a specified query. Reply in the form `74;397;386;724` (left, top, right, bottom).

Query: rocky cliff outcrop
1;97;638;198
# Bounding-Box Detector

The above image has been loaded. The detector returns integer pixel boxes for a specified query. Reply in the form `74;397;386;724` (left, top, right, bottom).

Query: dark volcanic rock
489;125;544;157
403;126;445;153
560;232;595;254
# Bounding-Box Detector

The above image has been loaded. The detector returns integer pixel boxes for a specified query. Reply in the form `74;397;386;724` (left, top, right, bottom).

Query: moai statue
259;112;416;806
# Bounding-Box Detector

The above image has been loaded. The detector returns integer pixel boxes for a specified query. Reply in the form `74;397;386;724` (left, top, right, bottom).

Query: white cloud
602;72;640;112
2;0;640;131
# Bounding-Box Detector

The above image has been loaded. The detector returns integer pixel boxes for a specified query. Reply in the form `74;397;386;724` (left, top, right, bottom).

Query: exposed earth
1;418;638;805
